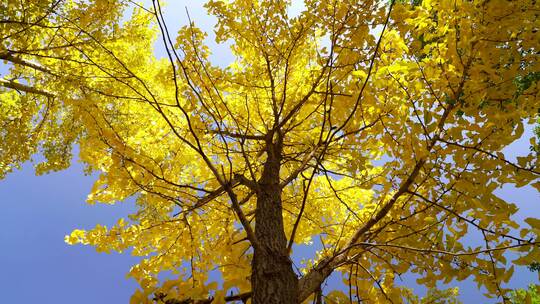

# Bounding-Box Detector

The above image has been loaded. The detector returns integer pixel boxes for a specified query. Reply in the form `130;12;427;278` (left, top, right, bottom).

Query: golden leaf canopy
1;0;539;303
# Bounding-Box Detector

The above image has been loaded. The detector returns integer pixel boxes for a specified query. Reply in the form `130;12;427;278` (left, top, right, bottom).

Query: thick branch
298;78;461;302
0;52;53;74
0;78;54;97
206;129;266;140
156;291;252;304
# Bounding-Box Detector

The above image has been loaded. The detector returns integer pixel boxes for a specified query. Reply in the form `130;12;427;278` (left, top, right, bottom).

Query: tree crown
1;0;540;303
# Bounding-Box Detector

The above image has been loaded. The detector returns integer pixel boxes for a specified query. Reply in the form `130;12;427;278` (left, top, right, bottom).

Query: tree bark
251;138;298;304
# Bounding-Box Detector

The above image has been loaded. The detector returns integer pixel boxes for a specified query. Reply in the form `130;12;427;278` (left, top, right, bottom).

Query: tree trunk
251;139;298;304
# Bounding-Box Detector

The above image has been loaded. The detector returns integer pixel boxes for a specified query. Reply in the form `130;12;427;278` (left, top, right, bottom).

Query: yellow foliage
1;0;539;302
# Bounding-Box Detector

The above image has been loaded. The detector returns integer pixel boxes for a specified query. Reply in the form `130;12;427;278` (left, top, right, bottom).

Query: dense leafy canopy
510;284;540;304
1;0;540;303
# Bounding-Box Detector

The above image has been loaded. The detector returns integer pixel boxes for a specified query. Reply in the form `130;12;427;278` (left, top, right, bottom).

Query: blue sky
1;1;538;303
0;159;140;303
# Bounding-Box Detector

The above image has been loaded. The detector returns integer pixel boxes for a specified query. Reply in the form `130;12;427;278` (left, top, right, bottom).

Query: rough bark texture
251;139;299;304
297;257;335;302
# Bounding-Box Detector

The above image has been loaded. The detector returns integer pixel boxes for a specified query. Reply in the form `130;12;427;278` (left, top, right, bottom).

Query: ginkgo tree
1;0;540;303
